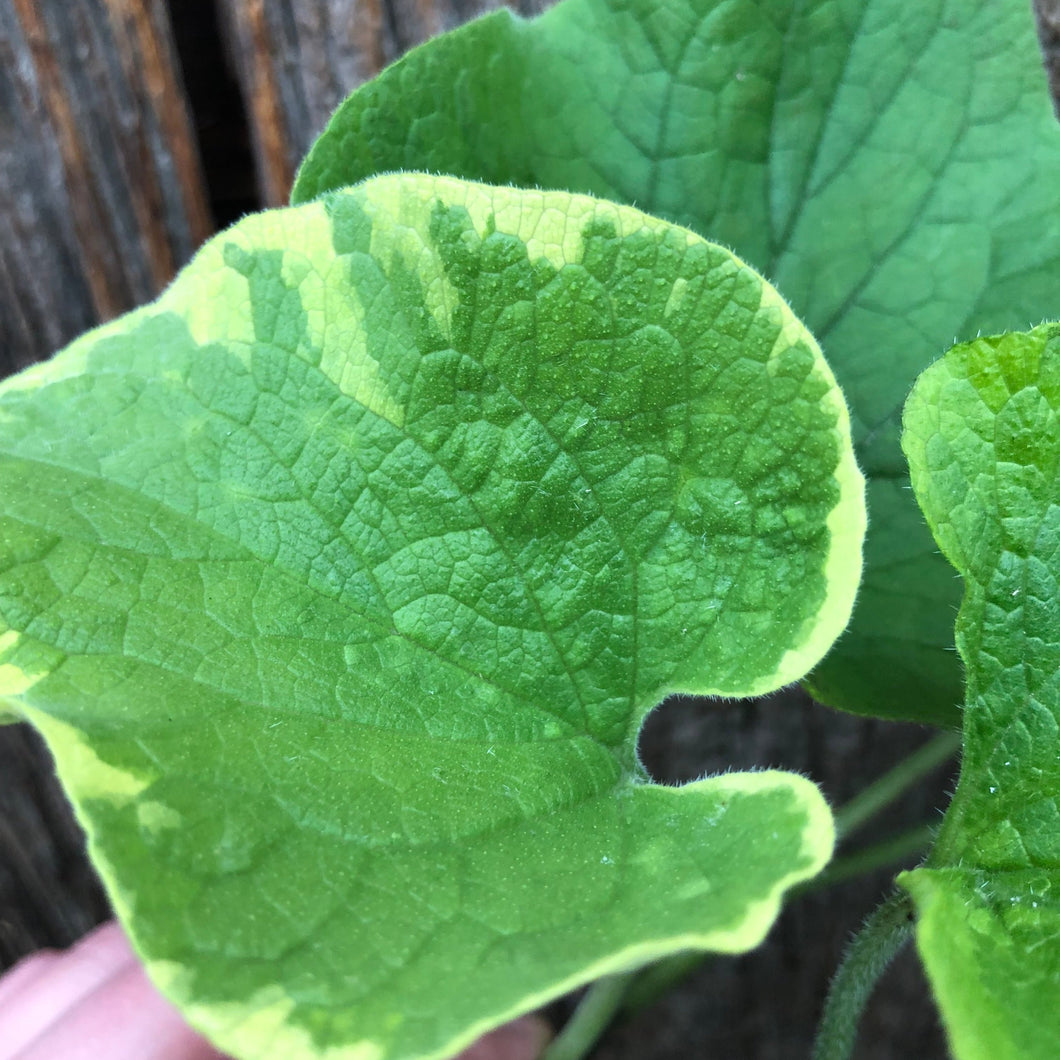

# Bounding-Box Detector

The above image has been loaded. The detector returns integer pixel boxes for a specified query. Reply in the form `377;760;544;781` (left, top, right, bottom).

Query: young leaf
899;324;1060;1059
291;0;1060;726
0;175;862;1060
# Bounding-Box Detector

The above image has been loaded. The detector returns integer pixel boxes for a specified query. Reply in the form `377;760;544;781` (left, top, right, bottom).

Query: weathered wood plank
216;0;554;205
1038;0;1060;114
0;725;110;966
0;0;212;372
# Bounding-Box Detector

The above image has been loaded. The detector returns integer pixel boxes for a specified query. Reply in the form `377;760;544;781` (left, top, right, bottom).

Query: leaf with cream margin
899;324;1060;1059
292;0;1060;726
0;174;862;1060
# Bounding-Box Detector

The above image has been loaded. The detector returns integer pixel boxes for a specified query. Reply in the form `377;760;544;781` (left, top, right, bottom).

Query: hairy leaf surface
900;325;1060;1059
0;174;861;1060
293;0;1060;725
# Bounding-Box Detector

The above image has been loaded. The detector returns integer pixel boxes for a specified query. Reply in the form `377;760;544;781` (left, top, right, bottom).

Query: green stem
540;974;633;1060
619;951;706;1014
812;822;936;888
833;731;961;841
812;891;916;1060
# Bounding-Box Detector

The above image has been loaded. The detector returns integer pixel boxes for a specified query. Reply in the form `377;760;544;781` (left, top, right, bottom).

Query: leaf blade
0;174;860;1059
292;0;1060;724
899;324;1060;1059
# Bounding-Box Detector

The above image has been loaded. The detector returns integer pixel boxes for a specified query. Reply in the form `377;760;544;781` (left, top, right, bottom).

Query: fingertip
456;1014;553;1060
0;920;136;1058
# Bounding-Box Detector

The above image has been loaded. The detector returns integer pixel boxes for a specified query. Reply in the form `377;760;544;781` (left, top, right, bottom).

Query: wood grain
1038;0;1060;115
0;725;110;966
0;0;211;372
216;0;554;205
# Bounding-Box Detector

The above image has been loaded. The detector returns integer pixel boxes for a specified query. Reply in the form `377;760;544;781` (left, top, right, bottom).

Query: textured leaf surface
899;325;1060;1059
293;0;1060;724
0;174;861;1060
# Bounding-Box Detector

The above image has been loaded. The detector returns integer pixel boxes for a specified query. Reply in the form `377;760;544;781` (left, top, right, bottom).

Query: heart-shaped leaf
292;0;1060;726
900;324;1060;1059
0;174;861;1059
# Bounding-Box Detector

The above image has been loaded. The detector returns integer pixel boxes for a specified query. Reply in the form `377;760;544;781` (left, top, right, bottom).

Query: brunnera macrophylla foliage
900;323;1060;1060
294;0;1060;729
0;174;863;1060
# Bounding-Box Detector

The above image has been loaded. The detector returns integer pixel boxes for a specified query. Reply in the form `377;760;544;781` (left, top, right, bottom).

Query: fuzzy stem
812;891;916;1060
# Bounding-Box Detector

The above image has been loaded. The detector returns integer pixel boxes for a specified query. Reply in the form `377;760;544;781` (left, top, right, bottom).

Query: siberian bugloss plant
0;1;1057;1058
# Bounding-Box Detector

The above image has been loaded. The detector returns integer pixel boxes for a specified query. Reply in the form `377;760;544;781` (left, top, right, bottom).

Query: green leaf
899;324;1060;1060
0;174;861;1060
292;0;1060;725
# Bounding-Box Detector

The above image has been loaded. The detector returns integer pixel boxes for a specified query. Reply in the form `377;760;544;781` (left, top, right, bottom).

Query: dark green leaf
293;0;1060;724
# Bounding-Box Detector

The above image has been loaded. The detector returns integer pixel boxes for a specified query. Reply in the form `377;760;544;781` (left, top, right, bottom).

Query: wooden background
1;1;1058;1056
